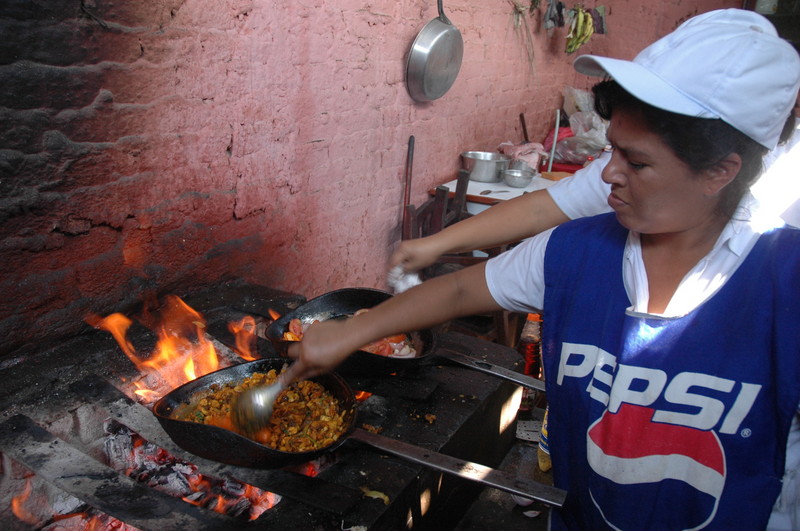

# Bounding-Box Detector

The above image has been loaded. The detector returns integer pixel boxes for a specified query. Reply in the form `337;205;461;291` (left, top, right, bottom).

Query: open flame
228;315;258;361
86;295;233;400
11;299;293;528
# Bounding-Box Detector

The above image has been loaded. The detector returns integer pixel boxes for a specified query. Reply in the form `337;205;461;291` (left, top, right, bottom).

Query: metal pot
406;0;463;102
461;151;511;183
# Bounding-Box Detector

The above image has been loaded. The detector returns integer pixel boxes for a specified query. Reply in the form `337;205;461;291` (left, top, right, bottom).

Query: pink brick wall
0;0;737;355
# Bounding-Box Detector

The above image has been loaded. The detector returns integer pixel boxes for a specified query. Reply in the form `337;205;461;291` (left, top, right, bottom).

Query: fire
268;308;281;320
86;295;236;399
11;478;37;524
131;384;160;401
228;315;258;361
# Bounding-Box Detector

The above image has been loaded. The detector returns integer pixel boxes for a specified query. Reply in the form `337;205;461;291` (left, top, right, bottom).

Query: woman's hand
284;318;364;382
389;236;446;272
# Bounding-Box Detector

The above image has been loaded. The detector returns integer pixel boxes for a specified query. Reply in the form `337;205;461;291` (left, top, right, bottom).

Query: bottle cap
526;313;541;321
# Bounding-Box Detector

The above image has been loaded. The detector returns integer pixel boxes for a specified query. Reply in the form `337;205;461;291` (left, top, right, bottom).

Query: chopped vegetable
177;369;348;453
360;486;390;505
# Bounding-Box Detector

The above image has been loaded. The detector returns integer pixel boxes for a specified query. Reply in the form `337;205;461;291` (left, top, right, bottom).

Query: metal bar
548;109;560;173
350;428;566;507
68;376;362;516
436;348;547;392
402;135;415;229
0;414;235;531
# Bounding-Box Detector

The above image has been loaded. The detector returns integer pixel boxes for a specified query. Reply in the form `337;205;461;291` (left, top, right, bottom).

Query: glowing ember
268;308;281;320
105;420;279;520
354;391;373;402
42;512;139;531
9;475;138;530
297;461;320;478
11;478;37;524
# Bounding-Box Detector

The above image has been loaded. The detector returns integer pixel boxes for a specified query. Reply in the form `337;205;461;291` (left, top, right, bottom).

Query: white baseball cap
573;9;800;149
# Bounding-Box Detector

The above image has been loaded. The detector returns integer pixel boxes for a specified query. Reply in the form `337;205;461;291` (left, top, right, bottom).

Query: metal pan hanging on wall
405;0;463;102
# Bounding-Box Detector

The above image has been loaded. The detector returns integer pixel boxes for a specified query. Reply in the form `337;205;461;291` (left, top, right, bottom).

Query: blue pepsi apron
542;213;800;530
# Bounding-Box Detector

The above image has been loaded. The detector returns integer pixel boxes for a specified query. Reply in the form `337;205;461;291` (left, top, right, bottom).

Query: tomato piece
362;339;393;356
288;318;304;337
205;415;234;431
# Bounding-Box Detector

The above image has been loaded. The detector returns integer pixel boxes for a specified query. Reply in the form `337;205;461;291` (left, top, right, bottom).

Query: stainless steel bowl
501;168;536;188
510;159;534;172
461;151;511;183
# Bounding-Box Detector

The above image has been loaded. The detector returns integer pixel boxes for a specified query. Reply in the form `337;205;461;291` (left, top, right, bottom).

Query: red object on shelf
539;161;582;174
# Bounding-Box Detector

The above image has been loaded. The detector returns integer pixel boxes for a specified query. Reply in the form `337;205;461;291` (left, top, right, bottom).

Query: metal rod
547;109;560;173
520;112;530;143
350;428;567;507
402;135;415;229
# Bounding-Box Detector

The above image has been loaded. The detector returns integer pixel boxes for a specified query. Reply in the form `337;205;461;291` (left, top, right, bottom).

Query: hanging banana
565;6;594;54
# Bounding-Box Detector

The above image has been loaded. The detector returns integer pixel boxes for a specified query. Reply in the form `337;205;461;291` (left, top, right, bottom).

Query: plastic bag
554;87;608;164
555;136;602;164
542;127;574;153
562;86;594;116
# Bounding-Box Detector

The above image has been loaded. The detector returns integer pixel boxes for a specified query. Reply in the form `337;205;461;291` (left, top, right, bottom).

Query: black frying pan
266;287;436;376
266;288;545;392
152;358;357;468
151;358;566;506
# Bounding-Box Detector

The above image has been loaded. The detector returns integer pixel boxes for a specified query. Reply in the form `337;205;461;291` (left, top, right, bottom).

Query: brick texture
0;0;736;355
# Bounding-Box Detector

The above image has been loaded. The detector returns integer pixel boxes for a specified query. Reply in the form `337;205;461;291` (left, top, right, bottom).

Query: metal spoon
479;189;510;195
230;373;290;435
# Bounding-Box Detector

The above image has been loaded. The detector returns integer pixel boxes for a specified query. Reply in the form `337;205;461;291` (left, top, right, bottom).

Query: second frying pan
266;288;545;392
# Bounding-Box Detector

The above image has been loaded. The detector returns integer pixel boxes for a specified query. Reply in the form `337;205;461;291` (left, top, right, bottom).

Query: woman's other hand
389;236;445;272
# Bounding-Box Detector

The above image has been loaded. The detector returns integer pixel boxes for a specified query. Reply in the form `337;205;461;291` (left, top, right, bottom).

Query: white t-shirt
547;149;613;220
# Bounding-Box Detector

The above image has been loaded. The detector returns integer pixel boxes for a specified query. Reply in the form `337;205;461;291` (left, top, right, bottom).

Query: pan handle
436;348;546;392
437;0;452;25
349;428;566;507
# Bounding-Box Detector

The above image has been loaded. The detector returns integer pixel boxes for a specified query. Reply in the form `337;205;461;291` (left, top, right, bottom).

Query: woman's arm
285;262;498;381
390;188;570;271
390;154;612;272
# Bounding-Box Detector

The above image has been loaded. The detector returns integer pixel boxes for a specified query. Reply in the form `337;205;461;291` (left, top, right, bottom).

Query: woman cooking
285;10;800;529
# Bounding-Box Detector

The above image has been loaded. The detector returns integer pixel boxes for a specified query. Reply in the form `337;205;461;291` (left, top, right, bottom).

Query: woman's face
602;107;722;234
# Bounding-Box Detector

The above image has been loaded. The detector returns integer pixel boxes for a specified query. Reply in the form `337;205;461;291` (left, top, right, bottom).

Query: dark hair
591;79;790;218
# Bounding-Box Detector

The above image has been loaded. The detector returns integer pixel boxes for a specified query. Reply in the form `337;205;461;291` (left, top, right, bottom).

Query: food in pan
178;368;348;452
282;309;417;358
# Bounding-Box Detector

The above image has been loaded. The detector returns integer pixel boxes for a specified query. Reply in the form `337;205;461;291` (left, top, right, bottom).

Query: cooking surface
0;280;533;529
